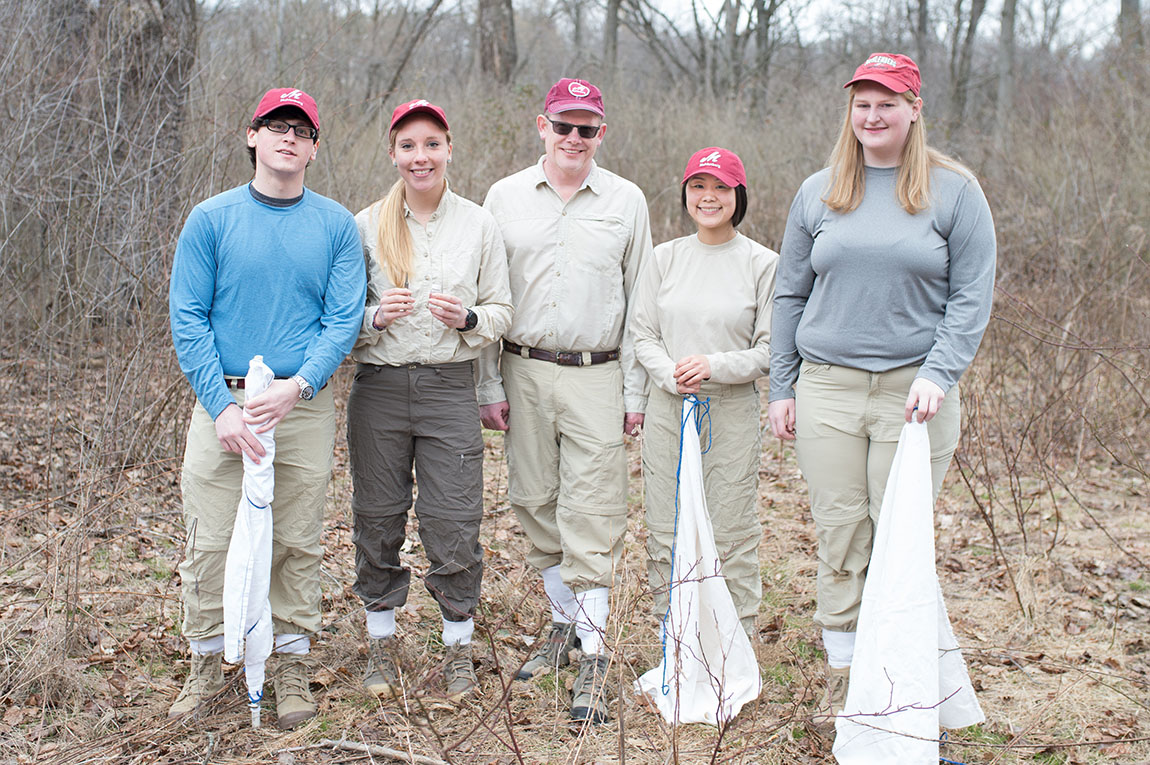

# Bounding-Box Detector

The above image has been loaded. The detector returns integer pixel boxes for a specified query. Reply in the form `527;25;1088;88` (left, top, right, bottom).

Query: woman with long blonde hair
347;99;512;701
767;53;996;724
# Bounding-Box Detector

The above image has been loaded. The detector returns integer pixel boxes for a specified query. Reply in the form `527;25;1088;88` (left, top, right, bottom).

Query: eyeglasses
545;116;601;140
256;118;318;141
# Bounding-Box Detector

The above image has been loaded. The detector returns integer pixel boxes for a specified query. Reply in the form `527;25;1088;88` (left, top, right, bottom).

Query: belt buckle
555;351;582;367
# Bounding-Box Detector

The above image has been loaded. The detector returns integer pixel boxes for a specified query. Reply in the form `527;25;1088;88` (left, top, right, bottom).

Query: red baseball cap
682;147;747;188
843;52;921;97
544;78;605;117
253;88;320;131
389;98;450;132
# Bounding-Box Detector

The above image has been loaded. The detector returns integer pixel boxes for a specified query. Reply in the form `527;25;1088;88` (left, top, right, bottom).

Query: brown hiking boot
168;652;226;718
516;621;579;681
812;664;850;730
364;637;400;697
569;652;611;725
444;642;477;698
273;654;316;730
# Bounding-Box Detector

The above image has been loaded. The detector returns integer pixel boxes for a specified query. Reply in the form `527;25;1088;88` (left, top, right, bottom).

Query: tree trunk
994;0;1017;151
604;0;622;75
477;0;517;84
1119;0;1144;50
749;0;782;111
948;0;987;124
909;0;929;70
95;0;198;281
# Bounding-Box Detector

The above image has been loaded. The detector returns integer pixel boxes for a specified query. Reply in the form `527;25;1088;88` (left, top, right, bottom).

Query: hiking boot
168;652;226;718
364;637;400;697
444;642;477;698
273;654;316;730
570;652;611;725
818;665;850;719
516;621;579;681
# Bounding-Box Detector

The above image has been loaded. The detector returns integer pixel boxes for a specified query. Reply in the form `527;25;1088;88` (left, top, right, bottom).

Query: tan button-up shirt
631;232;778;395
479;158;653;412
351;186;513;366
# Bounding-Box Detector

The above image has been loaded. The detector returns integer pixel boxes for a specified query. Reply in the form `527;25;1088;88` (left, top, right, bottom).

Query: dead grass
1;359;1148;765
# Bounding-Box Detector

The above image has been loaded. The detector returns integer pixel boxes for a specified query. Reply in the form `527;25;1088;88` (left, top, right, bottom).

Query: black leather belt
503;340;620;367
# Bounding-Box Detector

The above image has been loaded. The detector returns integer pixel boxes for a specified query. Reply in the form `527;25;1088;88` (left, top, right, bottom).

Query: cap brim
390;105;449;132
683;169;743;188
548;101;604;117
843;73;914;95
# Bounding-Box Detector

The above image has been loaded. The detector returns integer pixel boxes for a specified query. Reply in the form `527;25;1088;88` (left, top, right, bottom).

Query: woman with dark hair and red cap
632;147;778;640
767;54;996;720
347;99;512;700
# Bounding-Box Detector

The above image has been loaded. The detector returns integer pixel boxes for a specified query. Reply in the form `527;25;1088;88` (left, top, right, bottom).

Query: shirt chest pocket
568;215;629;274
437;242;483;299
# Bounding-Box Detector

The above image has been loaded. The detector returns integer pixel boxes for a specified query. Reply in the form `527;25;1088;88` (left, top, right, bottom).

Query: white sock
442;617;474;646
823;629;856;668
189;635;224;656
365;608;397;640
275;633;310;655
573;587;609;655
541;565;578;623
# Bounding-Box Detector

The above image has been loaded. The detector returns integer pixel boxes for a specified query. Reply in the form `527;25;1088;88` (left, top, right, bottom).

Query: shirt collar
402;180;454;220
531;156;602;196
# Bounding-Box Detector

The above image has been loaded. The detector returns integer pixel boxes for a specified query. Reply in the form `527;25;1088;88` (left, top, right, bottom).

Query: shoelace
279;664;310;697
447;649;473;676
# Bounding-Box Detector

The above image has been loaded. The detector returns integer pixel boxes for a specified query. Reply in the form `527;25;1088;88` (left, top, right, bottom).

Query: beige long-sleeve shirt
351;186;513;366
631;232;778;395
478;158;653;412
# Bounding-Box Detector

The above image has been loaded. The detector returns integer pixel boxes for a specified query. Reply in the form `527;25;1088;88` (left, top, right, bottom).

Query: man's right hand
480;401;510;431
215;403;267;462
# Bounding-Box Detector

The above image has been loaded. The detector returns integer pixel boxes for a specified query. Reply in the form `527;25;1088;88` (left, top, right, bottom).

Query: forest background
0;0;1146;762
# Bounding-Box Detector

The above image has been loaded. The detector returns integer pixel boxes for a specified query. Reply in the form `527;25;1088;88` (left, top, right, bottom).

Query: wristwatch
458;308;478;332
291;374;315;400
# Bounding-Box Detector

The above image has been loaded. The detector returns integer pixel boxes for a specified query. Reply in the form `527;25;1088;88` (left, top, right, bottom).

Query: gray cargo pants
347;361;485;622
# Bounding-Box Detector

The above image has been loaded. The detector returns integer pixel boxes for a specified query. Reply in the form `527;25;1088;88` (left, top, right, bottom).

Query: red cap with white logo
843;52;921;97
544;78;605;117
389;98;450;132
253;88;320;131
682;147;746;188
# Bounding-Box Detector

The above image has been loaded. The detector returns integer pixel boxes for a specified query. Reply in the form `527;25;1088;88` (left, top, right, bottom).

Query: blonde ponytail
374;179;414;287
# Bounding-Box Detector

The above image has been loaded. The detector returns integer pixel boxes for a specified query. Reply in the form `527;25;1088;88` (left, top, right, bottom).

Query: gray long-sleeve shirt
769;164;996;401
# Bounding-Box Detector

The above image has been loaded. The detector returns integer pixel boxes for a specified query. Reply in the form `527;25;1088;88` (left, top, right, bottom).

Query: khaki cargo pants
643;383;763;626
178;385;335;640
794;363;960;632
501;351;628;593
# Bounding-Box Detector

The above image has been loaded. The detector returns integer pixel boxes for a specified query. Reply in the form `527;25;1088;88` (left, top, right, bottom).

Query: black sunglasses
545;116;601;140
256;117;319;141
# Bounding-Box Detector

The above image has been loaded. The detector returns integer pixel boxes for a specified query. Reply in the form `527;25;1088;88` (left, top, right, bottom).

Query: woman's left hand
905;377;945;423
429;292;467;329
674;355;711;395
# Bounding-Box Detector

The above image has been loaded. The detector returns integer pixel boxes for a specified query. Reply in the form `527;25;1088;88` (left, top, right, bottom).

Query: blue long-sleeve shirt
170;184;367;419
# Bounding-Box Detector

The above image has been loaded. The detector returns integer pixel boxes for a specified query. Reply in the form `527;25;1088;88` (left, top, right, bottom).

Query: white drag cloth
222;355;276;728
636;396;761;726
834;421;983;763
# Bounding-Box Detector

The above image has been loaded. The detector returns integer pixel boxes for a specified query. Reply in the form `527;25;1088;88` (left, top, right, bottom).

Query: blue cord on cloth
659;394;711;695
242;667;264;705
938;731;968;765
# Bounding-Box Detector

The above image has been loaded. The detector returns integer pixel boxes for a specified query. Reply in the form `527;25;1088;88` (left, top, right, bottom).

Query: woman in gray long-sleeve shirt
766;53;996;722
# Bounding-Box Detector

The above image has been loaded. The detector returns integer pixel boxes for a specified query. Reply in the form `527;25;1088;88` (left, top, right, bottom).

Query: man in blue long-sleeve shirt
168;88;366;728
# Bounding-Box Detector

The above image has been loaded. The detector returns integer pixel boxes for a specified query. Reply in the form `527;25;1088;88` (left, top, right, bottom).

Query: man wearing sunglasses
479;77;653;725
168;88;366;728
